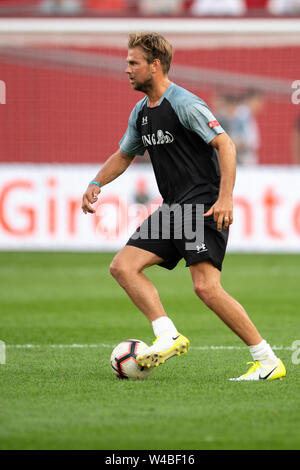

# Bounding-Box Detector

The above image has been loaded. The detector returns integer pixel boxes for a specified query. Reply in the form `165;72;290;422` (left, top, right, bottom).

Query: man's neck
147;78;171;108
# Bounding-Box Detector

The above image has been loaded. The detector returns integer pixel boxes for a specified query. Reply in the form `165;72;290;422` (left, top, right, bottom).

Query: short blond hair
128;32;173;74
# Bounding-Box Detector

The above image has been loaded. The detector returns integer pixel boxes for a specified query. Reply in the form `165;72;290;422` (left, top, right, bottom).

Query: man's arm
204;132;236;231
81;148;134;214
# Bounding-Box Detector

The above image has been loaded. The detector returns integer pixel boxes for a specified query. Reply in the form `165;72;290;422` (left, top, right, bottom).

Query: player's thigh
110;245;164;274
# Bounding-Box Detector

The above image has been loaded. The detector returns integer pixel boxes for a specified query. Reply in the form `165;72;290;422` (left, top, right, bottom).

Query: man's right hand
81;184;101;214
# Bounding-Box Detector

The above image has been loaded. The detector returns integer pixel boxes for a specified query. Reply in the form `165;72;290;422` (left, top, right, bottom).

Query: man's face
125;47;153;92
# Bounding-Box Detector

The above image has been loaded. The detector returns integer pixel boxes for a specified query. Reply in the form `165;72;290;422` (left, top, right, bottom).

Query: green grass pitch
0;252;299;450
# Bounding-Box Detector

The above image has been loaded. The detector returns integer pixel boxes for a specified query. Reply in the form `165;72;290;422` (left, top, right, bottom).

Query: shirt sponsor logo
142;130;174;147
207;120;220;129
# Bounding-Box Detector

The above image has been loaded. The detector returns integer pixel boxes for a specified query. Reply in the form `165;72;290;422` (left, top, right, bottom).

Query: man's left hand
204;197;233;231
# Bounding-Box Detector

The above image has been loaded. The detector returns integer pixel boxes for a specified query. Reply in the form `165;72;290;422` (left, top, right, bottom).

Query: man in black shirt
82;32;286;381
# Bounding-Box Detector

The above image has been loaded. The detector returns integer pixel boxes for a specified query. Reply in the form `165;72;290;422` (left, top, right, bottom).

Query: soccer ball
110;339;153;380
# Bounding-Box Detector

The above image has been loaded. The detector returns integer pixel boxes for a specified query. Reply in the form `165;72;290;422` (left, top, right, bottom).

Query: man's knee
109;258;129;282
109;246;161;282
109;253;144;282
193;280;220;304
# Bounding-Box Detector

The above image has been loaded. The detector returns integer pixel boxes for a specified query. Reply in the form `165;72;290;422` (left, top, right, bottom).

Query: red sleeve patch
207;120;220;129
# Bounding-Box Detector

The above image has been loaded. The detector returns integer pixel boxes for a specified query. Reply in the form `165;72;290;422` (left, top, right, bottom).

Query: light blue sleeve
119;103;145;157
180;100;225;144
166;85;225;144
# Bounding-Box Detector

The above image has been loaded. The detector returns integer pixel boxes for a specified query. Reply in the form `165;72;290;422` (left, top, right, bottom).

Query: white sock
152;316;178;337
249;339;278;367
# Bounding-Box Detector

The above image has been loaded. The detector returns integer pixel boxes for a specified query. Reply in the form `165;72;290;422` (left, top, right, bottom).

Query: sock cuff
249;339;277;364
152;316;177;337
249;339;267;354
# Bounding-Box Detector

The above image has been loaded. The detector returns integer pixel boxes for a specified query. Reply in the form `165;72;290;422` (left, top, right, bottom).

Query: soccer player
82;32;286;381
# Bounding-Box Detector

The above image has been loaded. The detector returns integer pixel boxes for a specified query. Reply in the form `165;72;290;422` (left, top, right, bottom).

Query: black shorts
126;201;229;271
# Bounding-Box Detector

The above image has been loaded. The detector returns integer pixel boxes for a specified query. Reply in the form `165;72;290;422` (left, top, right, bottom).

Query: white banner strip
1;18;300;34
0;164;300;252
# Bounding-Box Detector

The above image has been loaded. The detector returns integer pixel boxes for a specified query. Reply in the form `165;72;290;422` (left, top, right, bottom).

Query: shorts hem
186;255;222;272
126;239;164;259
126;239;180;270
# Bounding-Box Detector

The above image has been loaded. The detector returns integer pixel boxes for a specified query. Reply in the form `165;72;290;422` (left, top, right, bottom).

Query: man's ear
151;59;160;72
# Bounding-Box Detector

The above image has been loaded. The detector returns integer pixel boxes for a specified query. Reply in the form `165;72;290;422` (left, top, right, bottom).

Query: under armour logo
196;243;207;253
142;116;148;126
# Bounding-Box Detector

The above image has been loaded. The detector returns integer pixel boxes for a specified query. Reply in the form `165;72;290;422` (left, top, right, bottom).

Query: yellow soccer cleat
229;359;286;381
136;333;190;369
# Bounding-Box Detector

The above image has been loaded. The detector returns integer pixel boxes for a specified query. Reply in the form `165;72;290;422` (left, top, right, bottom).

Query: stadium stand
1;0;300;16
0;17;299;164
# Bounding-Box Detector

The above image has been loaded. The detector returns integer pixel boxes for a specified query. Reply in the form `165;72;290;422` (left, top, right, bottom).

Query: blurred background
0;1;300;251
0;0;300;17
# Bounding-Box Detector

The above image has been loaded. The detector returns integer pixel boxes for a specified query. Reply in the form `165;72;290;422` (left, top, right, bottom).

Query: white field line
5;344;294;351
